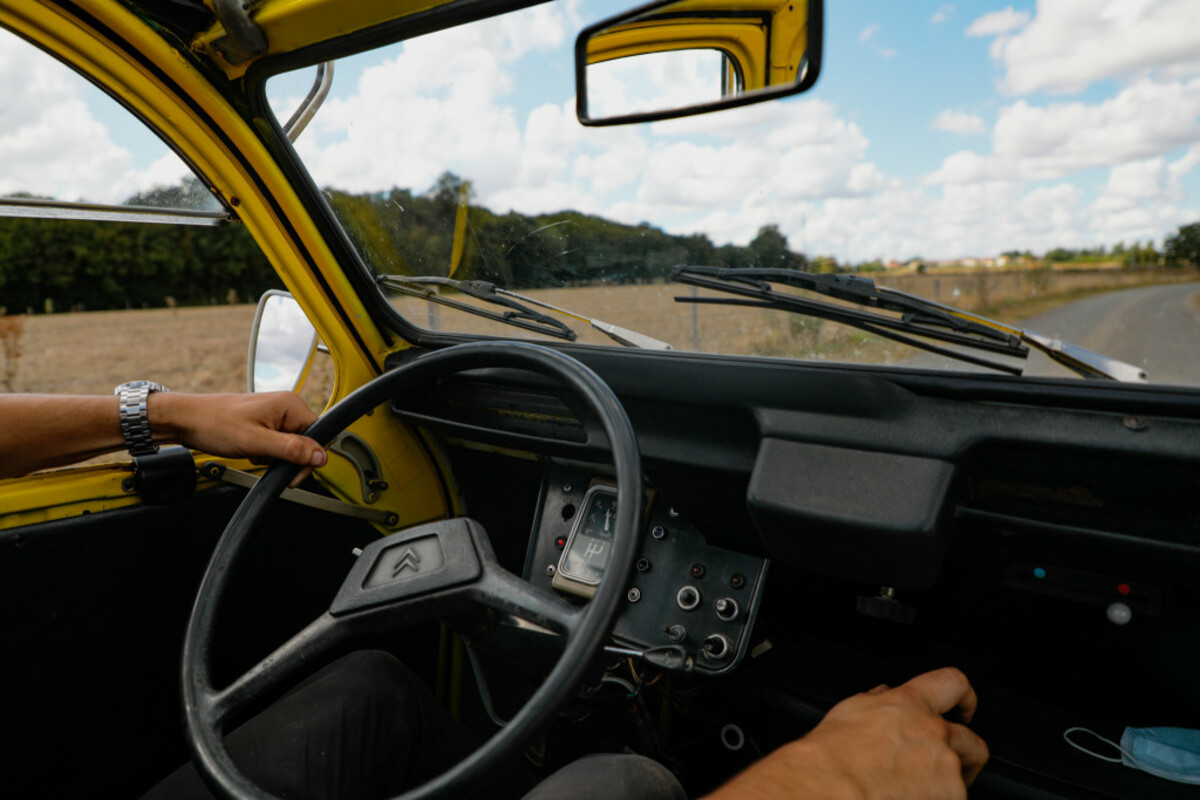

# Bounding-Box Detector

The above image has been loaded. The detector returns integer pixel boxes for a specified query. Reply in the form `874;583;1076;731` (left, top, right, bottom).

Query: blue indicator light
1033;567;1047;579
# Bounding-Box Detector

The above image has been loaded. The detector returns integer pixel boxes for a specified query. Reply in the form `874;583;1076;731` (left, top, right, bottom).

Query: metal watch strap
114;381;168;456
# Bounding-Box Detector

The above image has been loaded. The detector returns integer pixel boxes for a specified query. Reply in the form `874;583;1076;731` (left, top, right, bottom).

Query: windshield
266;0;1200;386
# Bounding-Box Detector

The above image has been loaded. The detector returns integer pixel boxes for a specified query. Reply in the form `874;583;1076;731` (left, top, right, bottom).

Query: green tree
748;224;798;269
1165;222;1200;267
810;256;838;273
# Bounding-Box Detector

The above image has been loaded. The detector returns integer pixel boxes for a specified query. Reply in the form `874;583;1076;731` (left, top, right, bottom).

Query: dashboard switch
676;585;701;611
702;633;733;661
1107;601;1132;625
714;597;740;622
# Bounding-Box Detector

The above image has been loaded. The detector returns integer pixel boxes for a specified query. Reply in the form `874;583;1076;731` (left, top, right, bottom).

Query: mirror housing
576;0;822;126
247;290;318;393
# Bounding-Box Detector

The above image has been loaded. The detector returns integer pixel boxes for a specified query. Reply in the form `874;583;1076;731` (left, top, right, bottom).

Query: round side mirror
247;290;318;393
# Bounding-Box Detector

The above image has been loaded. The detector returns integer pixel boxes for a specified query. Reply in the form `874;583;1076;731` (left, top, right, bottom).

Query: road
905;281;1200;386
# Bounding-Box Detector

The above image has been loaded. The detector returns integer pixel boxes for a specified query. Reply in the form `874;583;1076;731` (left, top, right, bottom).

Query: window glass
0;29;324;454
268;0;1200;386
0;31;219;210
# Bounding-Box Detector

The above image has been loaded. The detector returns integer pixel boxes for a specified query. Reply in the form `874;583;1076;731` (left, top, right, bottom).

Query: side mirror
576;0;822;126
247;290;318;393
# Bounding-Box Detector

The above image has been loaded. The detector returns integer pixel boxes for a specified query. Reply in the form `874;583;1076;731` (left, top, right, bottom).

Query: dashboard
524;464;768;676
388;344;1200;799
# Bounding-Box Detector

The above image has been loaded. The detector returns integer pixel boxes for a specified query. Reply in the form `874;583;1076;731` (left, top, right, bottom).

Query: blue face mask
1065;726;1200;785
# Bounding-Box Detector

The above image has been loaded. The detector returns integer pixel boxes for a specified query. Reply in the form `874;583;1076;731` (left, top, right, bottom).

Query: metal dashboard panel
526;463;768;675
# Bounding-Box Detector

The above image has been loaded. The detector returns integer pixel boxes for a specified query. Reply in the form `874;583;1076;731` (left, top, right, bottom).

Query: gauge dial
558;486;618;585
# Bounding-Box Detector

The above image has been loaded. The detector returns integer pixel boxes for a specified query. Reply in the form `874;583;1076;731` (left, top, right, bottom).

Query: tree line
0;188;278;314
2;172;1198;315
0;174;802;314
326;172;805;290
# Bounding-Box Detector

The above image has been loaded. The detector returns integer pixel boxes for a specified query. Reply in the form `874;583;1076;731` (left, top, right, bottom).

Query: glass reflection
250;291;317;393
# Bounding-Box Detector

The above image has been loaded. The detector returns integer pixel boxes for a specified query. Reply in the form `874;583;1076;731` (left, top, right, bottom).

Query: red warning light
555;537;566;549
1117;583;1132;596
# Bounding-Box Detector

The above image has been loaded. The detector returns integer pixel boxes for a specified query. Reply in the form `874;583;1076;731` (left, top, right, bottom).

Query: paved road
905;282;1200;386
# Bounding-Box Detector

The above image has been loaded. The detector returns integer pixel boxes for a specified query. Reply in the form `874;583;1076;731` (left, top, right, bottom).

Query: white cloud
1094;158;1174;212
297;6;577;201
586;49;725;119
927;76;1200;185
931;5;955;24
0;33;194;204
994;77;1200;175
979;0;1200;95
1087;146;1200;242
931;110;987;135
858;23;895;60
1169;143;1200;185
965;7;1031;37
924;151;1012;185
610;100;885;236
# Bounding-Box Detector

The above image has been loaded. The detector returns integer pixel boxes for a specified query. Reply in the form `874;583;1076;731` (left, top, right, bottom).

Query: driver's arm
0;392;326;479
701;667;988;800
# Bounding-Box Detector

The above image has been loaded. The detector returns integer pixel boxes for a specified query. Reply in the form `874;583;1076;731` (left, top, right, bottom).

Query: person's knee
302;650;421;714
527;753;686;800
328;649;413;696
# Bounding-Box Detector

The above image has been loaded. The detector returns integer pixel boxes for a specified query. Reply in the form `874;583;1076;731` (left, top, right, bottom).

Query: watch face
558;486;618;585
115;380;166;395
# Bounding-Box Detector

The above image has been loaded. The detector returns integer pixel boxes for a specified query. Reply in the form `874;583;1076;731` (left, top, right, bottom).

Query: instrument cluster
525;464;768;675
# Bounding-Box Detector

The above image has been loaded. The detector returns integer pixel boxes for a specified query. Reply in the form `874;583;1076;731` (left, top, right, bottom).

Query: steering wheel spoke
472;564;582;636
208;613;349;728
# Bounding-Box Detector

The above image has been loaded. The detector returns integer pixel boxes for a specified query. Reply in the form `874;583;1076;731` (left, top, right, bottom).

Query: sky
2;0;1200;263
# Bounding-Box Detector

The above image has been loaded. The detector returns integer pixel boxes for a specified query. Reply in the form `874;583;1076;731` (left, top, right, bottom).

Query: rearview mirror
247;290;318;393
576;0;822;126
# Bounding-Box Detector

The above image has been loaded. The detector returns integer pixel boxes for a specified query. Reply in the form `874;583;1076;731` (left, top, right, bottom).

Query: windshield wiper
378;275;673;349
378;275;578;341
498;291;672;350
671;265;1146;382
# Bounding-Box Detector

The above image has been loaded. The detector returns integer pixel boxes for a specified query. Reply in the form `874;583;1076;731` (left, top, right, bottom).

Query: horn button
330;518;483;615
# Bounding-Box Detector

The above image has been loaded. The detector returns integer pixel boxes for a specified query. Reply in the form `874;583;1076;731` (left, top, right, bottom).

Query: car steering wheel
181;341;642;800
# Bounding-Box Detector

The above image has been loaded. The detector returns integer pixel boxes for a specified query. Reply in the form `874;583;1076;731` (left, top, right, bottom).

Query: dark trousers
143;650;686;800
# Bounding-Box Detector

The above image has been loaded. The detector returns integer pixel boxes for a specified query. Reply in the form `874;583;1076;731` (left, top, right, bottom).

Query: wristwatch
114;380;169;456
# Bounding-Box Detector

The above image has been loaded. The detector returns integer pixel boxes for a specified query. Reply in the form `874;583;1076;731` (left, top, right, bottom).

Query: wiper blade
672;265;1027;375
671;266;1147;381
495;291;672;350
379;274;672;350
377;275;577;342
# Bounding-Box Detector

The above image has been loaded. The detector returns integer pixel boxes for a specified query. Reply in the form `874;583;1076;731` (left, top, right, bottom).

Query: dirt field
6;266;1196;401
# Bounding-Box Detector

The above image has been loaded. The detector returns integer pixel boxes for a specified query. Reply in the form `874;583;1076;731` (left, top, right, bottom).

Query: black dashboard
389;343;1200;799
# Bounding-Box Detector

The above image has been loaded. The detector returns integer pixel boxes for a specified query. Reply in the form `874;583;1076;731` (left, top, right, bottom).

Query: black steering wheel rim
182;340;642;800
